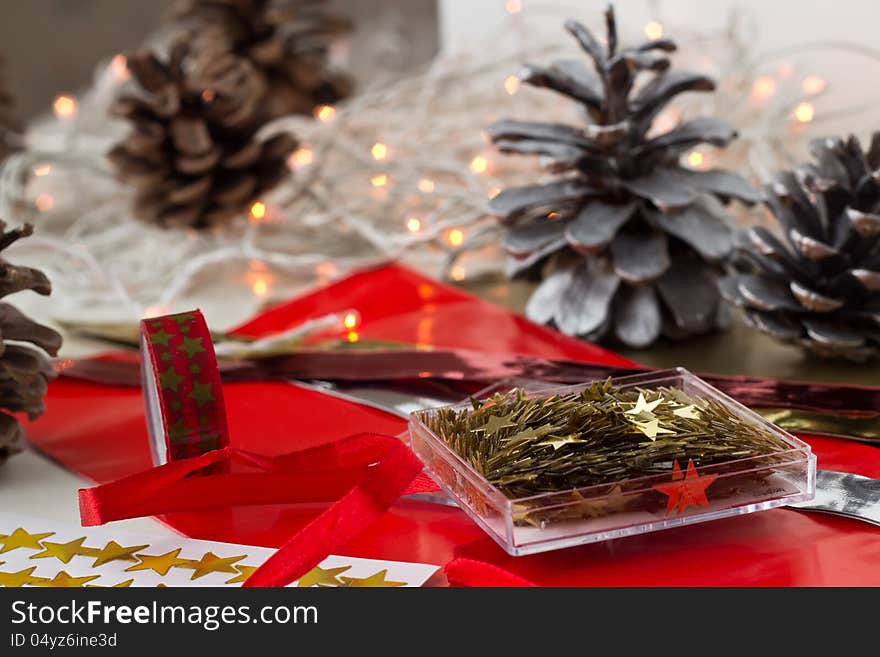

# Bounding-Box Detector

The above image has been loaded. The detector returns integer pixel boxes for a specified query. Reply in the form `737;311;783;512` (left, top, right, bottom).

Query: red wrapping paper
26;264;880;585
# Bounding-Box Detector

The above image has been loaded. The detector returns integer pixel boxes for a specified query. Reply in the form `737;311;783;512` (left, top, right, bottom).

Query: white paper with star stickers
0;513;439;588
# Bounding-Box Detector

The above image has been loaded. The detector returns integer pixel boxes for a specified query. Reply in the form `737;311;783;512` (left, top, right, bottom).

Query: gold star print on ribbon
340;569;405;587
158;366;185;391
179;335;205;358
188;380;215;407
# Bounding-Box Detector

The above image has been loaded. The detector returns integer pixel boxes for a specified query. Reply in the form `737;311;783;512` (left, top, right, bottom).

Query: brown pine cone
0;223;63;467
108;42;298;230
169;0;353;119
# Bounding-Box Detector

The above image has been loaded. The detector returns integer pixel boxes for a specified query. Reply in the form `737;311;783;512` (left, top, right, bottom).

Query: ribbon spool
140;310;229;465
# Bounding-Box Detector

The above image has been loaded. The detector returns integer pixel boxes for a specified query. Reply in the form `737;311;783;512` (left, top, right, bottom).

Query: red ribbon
444;558;538;587
79;433;433;587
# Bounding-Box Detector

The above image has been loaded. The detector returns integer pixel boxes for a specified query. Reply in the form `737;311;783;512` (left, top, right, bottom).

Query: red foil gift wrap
25;264;880;586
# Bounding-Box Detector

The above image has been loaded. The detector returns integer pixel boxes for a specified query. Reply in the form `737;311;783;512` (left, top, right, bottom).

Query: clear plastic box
407;368;816;556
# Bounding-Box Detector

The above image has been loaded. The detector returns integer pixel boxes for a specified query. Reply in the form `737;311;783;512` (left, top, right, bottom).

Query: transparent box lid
407;368;816;556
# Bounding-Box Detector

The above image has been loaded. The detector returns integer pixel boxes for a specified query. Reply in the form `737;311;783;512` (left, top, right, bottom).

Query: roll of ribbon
141;310;229;465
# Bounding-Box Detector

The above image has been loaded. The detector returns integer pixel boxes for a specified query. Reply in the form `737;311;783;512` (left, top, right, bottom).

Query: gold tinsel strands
424;381;793;500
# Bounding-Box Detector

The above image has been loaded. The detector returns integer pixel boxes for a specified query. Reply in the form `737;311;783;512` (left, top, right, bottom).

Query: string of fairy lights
1;0;878;330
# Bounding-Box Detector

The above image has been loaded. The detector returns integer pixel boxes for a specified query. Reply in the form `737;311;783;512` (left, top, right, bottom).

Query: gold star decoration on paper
187;552;245;580
477;413;517;436
297;565;352;587
0;566;45;587
225;565;258;585
180;336;205;358
33;571;101;588
188;381;215;407
625;392;662;416
126;549;189;576
0;528;54;554
90;541;150;568
30;537;89;564
339;569;405;587
159;366;185;392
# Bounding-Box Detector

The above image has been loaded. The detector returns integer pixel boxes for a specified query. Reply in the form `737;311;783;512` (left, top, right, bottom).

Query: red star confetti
652;459;718;515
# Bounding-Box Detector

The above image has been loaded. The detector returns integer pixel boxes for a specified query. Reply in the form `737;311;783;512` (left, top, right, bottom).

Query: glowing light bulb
644;21;663;40
406;217;422;232
547;212;560;220
802;75;826;96
201;89;216;103
35;194;54;211
110;54;129;81
505;0;522;14
371;142;389;160
451;265;466;281
504;75;520;95
794;102;815;123
52;95;77;119
687;151;705;168
371;174;388;187
418;178;435;193
289;146;314;168
751;76;777;102
470;156;488;174
342;312;359;331
346;331;359;343
32;164;51;177
252;277;269;297
315;105;336;121
249;201;267;221
446;228;464;247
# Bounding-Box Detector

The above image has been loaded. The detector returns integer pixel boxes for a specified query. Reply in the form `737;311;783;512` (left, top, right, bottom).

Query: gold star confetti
30;537;89;564
33;571;101;588
340;569;405;587
538;435;585;451
187;552;245;580
225;565;258;584
297;565;351;587
476;413;517;436
0;528;54;554
625;392;663;416
126;549;189;576
673;404;701;419
0;566;45;587
90;541;150;568
633;418;675;441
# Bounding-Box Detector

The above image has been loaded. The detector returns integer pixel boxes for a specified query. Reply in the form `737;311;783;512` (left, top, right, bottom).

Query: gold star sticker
30;537;90;564
188;381;215;407
0;528;54;554
188;552;245;580
34;571;101;588
633;418;675;441
180;336;205;358
150;329;173;347
625;392;663;416
340;569;405;587
476;414;517;436
297;565;351;587
90;541;150;568
0;566;46;587
225;565;258;585
126;549;189;576
159;366;185;391
86;579;134;588
673;404;701;419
